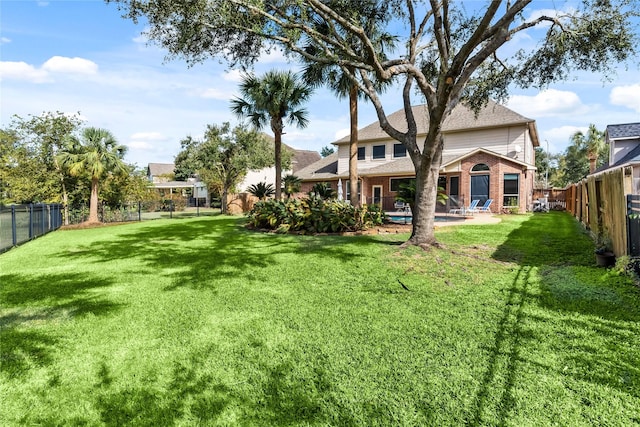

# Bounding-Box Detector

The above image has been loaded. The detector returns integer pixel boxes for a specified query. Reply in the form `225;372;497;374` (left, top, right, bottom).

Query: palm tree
231;70;312;200
247;182;275;201
302;12;394;207
282;174;302;199
571;124;605;174
57;127;128;223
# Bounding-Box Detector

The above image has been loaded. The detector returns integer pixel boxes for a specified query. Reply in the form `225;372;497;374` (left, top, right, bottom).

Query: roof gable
441;147;534;169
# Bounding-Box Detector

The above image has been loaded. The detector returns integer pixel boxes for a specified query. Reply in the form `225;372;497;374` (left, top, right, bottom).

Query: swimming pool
386;215;460;224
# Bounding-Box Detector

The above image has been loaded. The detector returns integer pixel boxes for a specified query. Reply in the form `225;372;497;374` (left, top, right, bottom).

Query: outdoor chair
473;199;493;213
449;199;479;215
394;201;408;211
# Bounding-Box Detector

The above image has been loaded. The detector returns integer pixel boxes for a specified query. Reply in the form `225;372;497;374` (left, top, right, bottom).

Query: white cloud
223;69;243;83
0;61;49;83
525;7;577;25
42;56;98;75
127;140;154;150
610;84;640;113
541;125;587;153
198;87;235;100
130;131;168;141
335;128;349;140
506;89;589;118
1;37;11;44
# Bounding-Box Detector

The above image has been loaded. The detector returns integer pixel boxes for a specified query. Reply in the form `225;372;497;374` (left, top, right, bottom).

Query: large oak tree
109;0;638;247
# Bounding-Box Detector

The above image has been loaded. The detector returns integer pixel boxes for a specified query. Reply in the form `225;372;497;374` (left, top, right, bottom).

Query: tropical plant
309;182;335;200
282;174;302;199
247;197;385;233
230;70;312;200
57;127;128;223
248;181;276;200
111;0;638;248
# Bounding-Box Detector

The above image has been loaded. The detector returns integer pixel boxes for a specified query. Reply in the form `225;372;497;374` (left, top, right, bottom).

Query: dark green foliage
247;198;385;233
282;174;302;198
309;182;335;200
320;146;335;157
247;181;275;200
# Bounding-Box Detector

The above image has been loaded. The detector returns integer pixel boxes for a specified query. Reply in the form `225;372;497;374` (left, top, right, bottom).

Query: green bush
247;198;385;233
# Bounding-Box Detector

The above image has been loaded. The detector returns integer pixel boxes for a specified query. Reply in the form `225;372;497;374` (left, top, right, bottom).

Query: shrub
247;197;385;233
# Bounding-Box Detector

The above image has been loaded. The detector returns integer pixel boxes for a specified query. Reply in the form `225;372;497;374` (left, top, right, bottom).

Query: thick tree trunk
274;131;282;201
349;85;359;207
405;131;445;248
89;177;100;223
221;186;228;214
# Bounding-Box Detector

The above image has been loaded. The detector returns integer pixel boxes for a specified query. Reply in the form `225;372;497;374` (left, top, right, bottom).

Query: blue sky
1;0;639;168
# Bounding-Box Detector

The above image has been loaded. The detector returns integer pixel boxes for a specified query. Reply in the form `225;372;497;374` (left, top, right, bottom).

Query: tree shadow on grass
0;272;122;378
469;212;640;425
60;216;365;292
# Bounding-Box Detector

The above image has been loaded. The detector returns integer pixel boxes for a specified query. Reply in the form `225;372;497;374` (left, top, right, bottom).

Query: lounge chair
449;199;479;215
472;199;493;213
394;201;408;211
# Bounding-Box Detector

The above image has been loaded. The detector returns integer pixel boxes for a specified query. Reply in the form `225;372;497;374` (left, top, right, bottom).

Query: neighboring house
594;123;640;194
237;145;321;192
297;100;539;213
147;163;208;203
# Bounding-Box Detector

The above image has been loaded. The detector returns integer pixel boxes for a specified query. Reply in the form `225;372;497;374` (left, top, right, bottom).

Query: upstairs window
357;146;365;160
372;144;386;159
393;143;407;158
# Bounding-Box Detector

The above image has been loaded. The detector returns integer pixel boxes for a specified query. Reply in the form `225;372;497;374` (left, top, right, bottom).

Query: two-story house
297;100;539;213
598;123;640;194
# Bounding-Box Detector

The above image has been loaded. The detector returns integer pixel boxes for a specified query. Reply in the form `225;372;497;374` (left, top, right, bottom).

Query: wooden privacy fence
565;165;638;257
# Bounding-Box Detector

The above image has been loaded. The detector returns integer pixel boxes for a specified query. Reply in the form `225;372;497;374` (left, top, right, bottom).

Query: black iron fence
0;204;63;253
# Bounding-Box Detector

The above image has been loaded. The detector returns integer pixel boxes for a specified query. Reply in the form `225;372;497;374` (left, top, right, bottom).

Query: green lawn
1;212;638;426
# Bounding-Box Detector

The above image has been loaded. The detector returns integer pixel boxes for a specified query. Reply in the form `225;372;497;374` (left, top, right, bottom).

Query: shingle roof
148;163;175;176
295;153;340;180
606;123;640;140
291;149;322;173
333;100;535;145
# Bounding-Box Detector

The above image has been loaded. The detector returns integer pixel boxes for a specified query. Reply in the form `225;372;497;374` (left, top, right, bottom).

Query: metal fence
0;204;63;253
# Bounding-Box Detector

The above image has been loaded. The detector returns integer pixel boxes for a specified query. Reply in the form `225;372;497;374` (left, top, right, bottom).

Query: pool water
387;215;461;224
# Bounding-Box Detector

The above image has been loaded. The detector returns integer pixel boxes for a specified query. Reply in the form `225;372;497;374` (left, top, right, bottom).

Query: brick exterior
299;152;533;213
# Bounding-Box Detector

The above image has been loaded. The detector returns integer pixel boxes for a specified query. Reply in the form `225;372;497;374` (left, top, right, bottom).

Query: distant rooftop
606;123;640;140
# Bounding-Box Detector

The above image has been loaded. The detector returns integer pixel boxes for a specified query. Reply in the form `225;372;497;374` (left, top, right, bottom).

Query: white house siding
238;166;293;192
443;126;529;162
335;125;533;174
612;140;640;164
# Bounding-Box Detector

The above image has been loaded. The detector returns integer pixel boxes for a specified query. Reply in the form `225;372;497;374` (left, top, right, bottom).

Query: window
437;176;447;191
372;144;385;159
393;143;407;158
345;180;362;201
472;163;490;172
503;173;519;207
449;176;460;208
357;147;365;160
390;178;413;192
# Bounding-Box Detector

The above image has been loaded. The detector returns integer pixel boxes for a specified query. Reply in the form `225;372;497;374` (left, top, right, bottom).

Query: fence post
28;204;34;239
138;201;142;221
11;205;17;247
42;204;46;234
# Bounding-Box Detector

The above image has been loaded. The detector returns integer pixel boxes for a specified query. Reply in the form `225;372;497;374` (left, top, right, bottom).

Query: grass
1;212;638;426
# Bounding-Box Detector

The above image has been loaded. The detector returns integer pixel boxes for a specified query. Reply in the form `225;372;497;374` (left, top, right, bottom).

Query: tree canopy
109;0;639;246
174;122;276;213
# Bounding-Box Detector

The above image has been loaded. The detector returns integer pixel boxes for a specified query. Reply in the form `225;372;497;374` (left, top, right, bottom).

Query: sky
1;0;639;169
